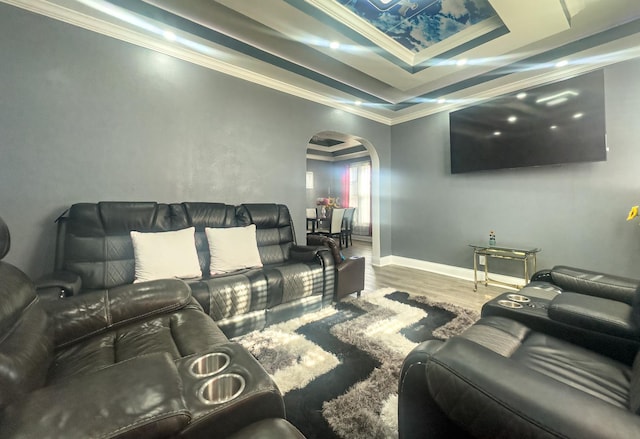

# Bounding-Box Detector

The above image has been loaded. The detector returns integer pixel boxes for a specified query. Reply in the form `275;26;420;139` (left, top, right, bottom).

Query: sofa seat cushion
2;353;190;439
188;271;268;320
189;261;324;319
511;332;632;408
262;262;324;307
47;305;228;384
422;317;637;438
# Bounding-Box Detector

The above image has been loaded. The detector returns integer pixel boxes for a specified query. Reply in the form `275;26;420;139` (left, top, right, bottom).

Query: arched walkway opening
305;131;381;265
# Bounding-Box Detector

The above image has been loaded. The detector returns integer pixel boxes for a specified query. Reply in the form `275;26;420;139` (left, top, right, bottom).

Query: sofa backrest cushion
0;262;53;410
58;202;296;291
171;203;239;275
61;202;174;290
550;265;638;304
237;204;295;265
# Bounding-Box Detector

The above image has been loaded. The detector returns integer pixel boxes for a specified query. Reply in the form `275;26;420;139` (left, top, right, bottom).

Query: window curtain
347;161;371;236
341;165;350;211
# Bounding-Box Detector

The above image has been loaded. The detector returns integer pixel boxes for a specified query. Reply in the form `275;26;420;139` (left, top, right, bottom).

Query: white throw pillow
130;227;202;283
205;224;263;275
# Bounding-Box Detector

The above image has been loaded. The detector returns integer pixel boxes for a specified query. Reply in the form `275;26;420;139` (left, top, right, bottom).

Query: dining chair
341;207;355;248
316;208;346;248
306;208;318;233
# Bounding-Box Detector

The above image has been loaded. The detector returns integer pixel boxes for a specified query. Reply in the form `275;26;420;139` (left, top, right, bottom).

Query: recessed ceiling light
330;41;340;50
555;60;569;68
507;116;517;123
516;92;527;100
573;112;584;119
493;131;501;136
456;58;467;66
355;100;362;106
163;30;176;41
437;98;446;104
550;125;558;130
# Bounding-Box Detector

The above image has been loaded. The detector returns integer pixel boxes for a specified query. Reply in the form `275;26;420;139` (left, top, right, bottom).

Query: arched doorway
305;131;381;265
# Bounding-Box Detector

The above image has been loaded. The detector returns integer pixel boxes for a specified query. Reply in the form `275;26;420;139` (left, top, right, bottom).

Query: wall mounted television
449;69;606;174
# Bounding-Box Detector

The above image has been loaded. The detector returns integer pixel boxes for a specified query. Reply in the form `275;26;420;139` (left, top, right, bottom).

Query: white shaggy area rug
234;287;479;439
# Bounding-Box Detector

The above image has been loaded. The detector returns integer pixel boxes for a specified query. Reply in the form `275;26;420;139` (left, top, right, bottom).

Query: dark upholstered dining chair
341;207;355;248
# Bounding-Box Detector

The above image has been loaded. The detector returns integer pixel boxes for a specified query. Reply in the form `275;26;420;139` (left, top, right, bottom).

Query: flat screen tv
449;69;606;174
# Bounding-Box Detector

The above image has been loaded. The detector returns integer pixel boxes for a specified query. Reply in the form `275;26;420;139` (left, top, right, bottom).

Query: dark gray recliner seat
398;315;640;439
0;214;307;438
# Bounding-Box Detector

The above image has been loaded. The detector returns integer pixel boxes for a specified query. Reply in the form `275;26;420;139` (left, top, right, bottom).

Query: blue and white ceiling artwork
337;0;499;52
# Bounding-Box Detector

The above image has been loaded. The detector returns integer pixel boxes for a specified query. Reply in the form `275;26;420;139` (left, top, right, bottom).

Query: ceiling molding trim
306;153;334;162
283;0;414;71
2;0;393;125
5;0;640;127
307;138;361;153
306;150;369;162
411;25;510;74
304;0;415;65
110;0;394;105
290;0;507;74
390;34;640;125
412;16;506;66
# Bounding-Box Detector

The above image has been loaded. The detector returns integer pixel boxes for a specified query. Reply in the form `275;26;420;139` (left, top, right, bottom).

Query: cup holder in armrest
506;294;530;303
198;373;246;405
190;353;231;378
498;299;523;309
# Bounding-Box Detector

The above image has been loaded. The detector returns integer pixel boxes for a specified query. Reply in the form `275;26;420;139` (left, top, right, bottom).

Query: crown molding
306;150;369;162
307;137;362;153
4;0;640;127
390;32;640;125
2;0;393;125
305;0;414;65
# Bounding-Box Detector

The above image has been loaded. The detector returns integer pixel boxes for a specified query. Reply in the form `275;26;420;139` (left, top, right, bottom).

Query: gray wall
0;4;391;277
390;58;640;278
3;3;637;281
305;160;336;207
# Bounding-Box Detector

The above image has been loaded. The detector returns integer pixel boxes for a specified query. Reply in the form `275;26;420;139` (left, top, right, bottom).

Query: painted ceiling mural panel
336;0;498;52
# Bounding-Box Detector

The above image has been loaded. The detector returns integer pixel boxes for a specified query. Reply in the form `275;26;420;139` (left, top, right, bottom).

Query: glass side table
469;244;542;291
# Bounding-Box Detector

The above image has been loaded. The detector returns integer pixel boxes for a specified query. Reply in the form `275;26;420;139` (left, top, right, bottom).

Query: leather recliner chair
482;265;640;363
399;266;640;438
0;215;305;438
398;313;640;438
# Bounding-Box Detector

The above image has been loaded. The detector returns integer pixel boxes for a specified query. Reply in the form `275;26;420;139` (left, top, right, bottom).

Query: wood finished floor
339;239;505;312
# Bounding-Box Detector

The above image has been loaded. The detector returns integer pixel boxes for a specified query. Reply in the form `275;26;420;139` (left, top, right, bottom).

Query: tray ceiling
5;0;640;125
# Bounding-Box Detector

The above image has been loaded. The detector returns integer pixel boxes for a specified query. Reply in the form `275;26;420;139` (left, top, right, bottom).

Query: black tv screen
449;69;606;174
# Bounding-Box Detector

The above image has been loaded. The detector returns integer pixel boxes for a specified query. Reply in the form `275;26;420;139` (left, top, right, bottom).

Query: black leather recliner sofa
398;265;640;438
0;215;306;438
38;202;336;338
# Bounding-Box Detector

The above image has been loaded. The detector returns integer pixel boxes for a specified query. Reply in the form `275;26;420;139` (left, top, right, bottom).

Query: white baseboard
375;255;393;267
377;255;522;290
